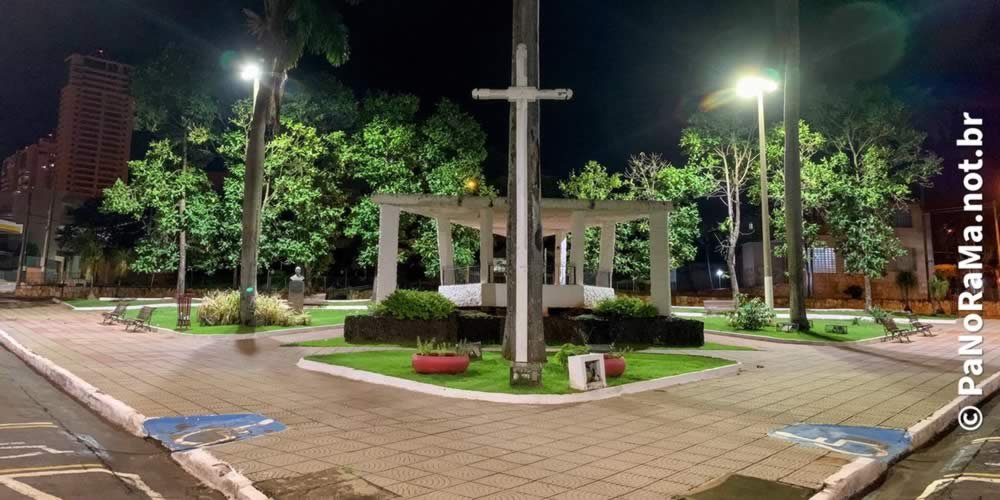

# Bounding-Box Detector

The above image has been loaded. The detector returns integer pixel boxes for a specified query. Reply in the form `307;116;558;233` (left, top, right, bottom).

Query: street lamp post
737;75;779;309
15;187;33;286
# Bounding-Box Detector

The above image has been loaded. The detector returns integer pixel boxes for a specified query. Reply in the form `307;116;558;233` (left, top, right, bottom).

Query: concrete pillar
436;217;455;285
570;211;586;286
554;231;567;285
649;210;672;316
598;222;616;287
479;208;494;283
375;205;400;302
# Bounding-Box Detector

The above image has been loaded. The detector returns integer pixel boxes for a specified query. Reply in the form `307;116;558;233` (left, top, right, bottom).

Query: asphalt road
866;394;1000;500
0;343;220;499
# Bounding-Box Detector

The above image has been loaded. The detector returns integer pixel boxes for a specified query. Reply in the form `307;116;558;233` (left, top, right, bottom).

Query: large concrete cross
473;43;572;365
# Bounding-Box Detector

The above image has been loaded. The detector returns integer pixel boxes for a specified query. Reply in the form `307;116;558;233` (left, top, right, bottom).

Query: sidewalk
0;305;994;499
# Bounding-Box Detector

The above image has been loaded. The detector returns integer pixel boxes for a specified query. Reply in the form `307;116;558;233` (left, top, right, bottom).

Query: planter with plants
411;338;470;375
564;297;704;347
345;290;458;344
603;345;631;377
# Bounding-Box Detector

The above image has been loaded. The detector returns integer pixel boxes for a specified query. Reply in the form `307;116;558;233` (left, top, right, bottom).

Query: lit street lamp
737;74;779;309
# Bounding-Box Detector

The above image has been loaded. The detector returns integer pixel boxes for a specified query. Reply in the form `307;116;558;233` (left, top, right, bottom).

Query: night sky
2;0;998;206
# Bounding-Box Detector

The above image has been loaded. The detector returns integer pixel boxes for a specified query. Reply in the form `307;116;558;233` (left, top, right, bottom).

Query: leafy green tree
239;0;352;324
130;46;218;294
558;161;624;276
217;101;348;284
680;109;758;298
755;121;834;294
339;95;489;278
57;198;145;292
557;156;708;282
103;141;220;282
808;86;941;309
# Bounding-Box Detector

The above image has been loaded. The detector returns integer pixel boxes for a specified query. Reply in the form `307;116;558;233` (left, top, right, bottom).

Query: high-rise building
53;53;134;197
0;135;56;193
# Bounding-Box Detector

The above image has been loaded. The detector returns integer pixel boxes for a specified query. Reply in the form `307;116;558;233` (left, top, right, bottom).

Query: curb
0;327;269;500
808;370;1000;500
297;356;742;405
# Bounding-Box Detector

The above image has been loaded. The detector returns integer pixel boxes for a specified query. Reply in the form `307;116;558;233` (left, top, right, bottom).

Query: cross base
510;362;543;386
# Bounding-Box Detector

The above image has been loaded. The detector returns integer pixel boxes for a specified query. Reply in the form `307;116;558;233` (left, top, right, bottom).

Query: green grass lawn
306;350;734;395
699;316;886;342
121;307;361;334
66;298;189;308
673;305;953;320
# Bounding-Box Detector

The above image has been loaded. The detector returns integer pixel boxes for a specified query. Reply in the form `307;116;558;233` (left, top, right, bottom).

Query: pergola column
554;231;567;285
598;222;616;287
436;217;455;285
569;211;586;285
375;205;400;302
649;210;672;316
479;208;493;283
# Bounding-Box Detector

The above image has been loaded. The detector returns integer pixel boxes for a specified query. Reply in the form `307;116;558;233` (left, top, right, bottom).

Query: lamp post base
510;362;543;386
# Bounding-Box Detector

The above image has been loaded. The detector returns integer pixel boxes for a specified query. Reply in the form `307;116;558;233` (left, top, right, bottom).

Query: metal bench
124;306;156;333
703;299;736;315
101;302;129;325
879;318;912;343
904;312;935;337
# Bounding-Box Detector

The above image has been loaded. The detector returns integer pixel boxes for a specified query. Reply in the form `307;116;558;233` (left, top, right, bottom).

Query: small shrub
415;337;460;356
844;285;864;300
198;290;308;327
868;306;891;323
255;294;310;326
726;294;774;331
373;290;455;320
198;290;240;326
593;296;657;319
554;343;590;370
605;343;633;359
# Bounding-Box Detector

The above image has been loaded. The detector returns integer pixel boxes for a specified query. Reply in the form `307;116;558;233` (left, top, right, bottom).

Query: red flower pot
604;355;626;377
412;354;470;374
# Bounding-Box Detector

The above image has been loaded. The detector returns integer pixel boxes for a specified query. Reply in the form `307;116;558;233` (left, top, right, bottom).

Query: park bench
124;306;156;333
904;312;935;337
101;302;129;325
703;299;736;315
879;318;912;343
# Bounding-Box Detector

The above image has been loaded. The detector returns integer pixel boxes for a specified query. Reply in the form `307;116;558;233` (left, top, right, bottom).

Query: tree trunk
727;246;739;299
778;0;809;329
238;67;273;326
863;275;873;311
177;134;188;297
500;0;546;376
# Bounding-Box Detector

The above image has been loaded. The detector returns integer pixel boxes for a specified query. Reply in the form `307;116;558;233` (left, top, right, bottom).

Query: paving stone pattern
1;305;994;499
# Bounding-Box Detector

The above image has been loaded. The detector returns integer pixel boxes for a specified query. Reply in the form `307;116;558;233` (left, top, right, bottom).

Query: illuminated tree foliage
338;94;489;278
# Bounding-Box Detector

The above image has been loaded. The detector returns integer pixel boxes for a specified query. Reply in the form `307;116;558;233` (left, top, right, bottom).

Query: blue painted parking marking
143;414;285;451
770;424;911;461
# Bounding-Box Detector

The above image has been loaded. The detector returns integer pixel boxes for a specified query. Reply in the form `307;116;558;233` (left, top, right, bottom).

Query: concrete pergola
372;194;673;315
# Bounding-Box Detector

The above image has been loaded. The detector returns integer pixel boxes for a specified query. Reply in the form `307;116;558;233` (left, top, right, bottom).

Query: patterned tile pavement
1;305;995;498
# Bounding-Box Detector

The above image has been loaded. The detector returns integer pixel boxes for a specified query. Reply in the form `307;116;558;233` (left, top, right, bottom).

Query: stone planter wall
346;312;704;347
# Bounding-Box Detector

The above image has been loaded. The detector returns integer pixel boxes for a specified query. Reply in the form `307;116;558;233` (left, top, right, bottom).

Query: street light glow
239;62;262;81
736;75;779;97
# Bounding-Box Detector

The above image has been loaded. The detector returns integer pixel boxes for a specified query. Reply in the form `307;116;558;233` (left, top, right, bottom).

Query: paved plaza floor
0;304;995;499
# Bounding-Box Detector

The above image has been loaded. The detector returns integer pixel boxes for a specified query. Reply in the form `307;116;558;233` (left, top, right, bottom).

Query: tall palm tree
778;0;808;329
239;0;351;325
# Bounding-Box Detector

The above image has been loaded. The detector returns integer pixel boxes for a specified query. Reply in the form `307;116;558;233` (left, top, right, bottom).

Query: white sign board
568;353;607;391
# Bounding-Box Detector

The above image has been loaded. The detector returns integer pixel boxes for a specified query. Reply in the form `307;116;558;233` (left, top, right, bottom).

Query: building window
811;247;837;274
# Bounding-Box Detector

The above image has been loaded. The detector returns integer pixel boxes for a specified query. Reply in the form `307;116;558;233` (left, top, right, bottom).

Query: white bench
703;299;736;315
